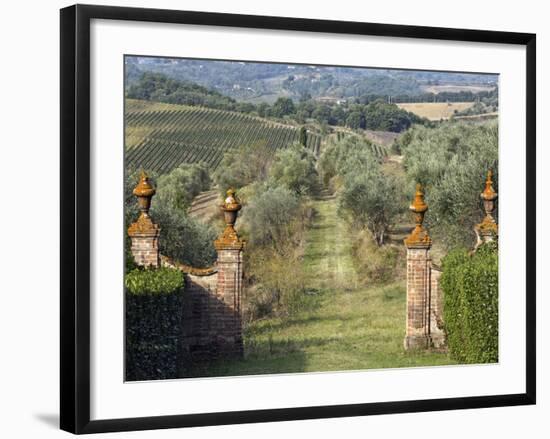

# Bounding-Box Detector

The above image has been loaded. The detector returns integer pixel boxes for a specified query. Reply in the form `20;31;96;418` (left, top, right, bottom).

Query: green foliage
156;163;211;210
453;101;496;117
319;135;381;185
271;97;296;118
125;267;184;380
241;184;314;319
152;203;217;267
401;120;498;249
294;99;427;132
245;246;311;320
268;143;318;196
127;72;239;111
391;129;414;155
311;104;332;124
346;111;364;129
452;87;499;116
351;229;403;283
441;242;498;364
339;167;401;245
362;99;424;132
242;186;303;248
298;126;307;147
214;142;273;191
125;266;184;295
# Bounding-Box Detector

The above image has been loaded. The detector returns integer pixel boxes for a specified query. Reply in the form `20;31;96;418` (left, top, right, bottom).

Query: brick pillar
127;171;160;268
405;245;432;349
404;184;433;350
213;189;244;357
474;170;498;250
128;226;160;268
216;246;243;315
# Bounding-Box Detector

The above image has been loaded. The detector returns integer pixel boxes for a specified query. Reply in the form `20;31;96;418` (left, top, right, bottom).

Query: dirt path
188;189;220;223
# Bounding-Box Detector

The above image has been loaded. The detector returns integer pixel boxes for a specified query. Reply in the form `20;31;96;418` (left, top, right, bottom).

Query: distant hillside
125;56;498;103
125;99;323;174
126;72;240;111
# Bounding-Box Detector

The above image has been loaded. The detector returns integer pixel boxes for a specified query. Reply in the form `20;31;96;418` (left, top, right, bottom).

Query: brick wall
178;251;244;373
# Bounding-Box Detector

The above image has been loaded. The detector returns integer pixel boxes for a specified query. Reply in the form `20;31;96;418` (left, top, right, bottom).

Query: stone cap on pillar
128;171;160;237
404;183;432;248
214;188;244;250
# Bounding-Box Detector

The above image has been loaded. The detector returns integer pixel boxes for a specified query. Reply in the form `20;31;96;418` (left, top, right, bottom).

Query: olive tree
339;167;401;246
215;141;272;192
402;120;498;249
156;163;211;211
241;186;302;249
268;143;318;196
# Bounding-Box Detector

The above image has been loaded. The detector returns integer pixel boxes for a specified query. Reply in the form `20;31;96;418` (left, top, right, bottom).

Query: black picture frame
60;4;536;434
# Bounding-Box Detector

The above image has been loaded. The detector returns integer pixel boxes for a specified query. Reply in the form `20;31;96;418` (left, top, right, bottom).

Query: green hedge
125;267;185;381
441;242;498;364
125;266;184;295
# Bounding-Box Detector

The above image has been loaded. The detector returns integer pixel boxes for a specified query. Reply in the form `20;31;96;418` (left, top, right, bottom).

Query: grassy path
302;191;359;293
200;193;455;377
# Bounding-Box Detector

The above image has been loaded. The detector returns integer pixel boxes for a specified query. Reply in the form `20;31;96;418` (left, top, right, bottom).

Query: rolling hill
125;99;323;173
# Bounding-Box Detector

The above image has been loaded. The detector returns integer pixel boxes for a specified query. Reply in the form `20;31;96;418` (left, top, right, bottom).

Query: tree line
127;72;431;133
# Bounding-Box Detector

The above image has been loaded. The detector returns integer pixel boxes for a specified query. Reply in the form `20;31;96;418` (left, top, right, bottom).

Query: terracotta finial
481;169;497;201
475;169;498;248
411;183;428;215
222;188;241;212
128;171;159;236
215;188;244;249
404;183;431;248
133;170;156;198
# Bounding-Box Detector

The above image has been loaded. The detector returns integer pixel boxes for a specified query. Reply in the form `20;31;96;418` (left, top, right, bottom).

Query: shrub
319;136;377;185
151;203;217;268
243;245;315;321
339;168;401;246
214;142;272;191
241;186;303;249
441;242;498;364
241;185;314;320
351;229;403;284
268;143;318;196
125;266;184;295
362;99;423;132
271;97;296;118
156;163;211;211
125;267;185;381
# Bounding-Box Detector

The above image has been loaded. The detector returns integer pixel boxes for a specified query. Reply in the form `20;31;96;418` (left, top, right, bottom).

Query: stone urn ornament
215;188;244;249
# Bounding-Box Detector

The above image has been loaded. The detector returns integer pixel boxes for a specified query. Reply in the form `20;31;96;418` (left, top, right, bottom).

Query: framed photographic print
60;4;536;434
